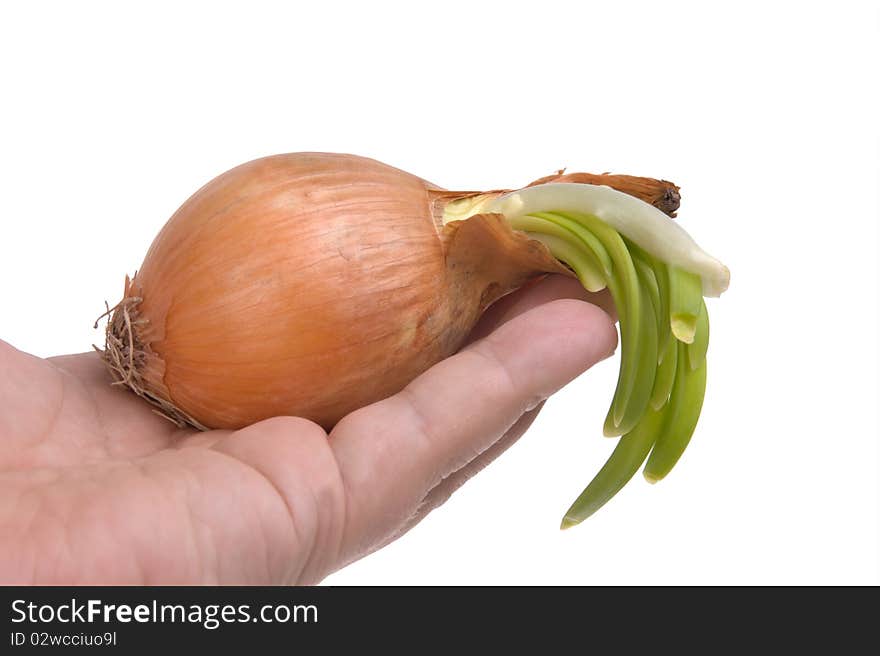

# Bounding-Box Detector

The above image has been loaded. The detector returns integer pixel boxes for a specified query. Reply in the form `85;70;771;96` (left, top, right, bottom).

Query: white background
1;1;877;584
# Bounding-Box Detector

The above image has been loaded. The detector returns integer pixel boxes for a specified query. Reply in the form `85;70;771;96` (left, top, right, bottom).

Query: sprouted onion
99;153;729;527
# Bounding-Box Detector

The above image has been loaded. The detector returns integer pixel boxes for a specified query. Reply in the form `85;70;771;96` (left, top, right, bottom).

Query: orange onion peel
98;153;729;526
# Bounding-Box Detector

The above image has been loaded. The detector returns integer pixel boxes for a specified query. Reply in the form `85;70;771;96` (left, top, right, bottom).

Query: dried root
94;282;209;431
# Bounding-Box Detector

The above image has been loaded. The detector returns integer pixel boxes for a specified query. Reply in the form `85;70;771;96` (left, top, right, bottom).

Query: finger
581;286;617;323
413;403;544;525
375;402;545;550
208;416;345;584
468;274;616;343
329;298;618;561
363;276;617;556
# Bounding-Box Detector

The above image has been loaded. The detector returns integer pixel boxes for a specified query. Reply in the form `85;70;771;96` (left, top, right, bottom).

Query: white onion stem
485;183;730;297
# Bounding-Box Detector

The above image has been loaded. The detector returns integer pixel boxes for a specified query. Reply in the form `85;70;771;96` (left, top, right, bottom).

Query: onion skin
115;153;568;430
526;171;681;217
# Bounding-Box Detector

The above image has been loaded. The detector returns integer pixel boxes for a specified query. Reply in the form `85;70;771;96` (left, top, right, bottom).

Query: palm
0;345;336;584
0;277;617;584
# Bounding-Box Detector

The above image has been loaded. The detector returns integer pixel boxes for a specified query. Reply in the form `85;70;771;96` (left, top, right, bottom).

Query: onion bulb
99;152;729;526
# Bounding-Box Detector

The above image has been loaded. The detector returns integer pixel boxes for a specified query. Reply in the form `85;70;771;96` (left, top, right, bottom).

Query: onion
99;152;729;525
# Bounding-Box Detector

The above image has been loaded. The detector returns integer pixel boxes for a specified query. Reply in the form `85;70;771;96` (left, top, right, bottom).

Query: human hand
0;275;616;584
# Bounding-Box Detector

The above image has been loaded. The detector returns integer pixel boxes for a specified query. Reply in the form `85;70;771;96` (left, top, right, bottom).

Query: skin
0;276;617;584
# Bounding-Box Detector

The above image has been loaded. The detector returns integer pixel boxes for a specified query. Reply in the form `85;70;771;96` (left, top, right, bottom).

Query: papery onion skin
115;153;568;430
